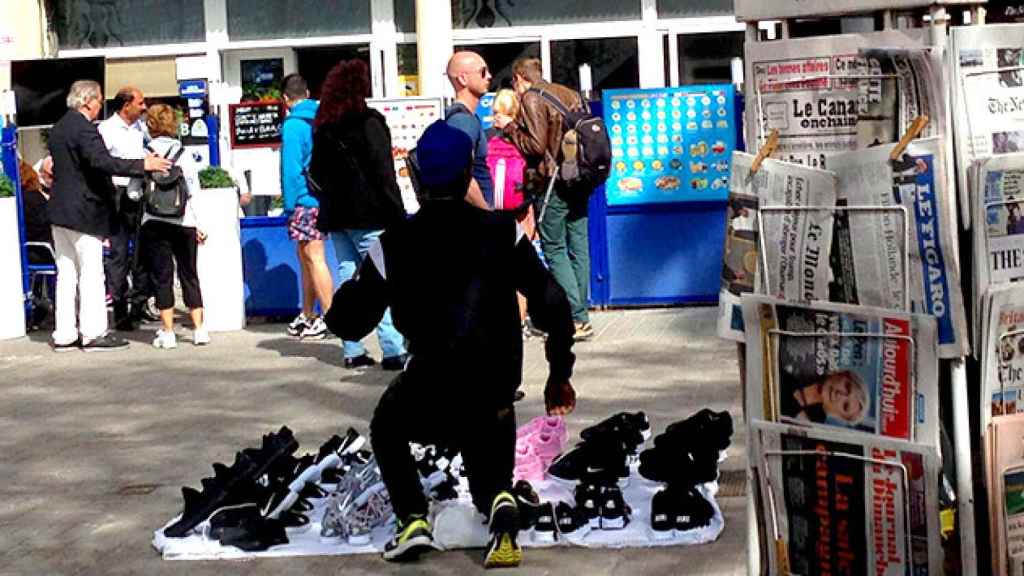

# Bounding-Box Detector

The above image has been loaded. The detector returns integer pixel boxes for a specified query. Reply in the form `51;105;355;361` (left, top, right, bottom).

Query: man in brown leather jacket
495;58;593;341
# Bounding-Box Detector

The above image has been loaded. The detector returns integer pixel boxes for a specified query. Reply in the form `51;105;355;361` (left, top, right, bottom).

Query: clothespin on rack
889;115;930;161
750;129;779;174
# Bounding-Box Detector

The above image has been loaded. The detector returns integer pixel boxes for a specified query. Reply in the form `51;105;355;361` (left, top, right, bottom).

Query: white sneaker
193;327;211;346
153;329;178;349
300;317;328;340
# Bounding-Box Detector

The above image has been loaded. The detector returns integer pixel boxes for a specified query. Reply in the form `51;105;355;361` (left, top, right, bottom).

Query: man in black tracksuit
324;121;576;568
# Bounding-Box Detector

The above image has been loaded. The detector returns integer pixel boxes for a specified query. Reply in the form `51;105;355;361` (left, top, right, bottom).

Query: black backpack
143;144;189;218
530;87;612;194
306;123;368;202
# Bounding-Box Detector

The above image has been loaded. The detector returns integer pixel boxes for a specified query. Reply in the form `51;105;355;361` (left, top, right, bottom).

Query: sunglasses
478;66;489;78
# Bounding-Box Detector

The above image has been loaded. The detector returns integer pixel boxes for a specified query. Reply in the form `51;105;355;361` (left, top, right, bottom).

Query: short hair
145;104;178;139
512;58;543;83
492;89;519;119
66;80;102;110
282;74;308;100
112;86;139;112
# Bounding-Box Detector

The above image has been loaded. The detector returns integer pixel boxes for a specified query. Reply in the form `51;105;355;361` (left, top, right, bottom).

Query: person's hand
196;230;208;244
239;192;253;207
493;113;513;129
144;153;172;173
545;380;576;416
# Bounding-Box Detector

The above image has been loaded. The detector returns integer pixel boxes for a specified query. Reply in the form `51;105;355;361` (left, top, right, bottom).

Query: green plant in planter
0;174;14;198
198;167;237;190
271;195;284;210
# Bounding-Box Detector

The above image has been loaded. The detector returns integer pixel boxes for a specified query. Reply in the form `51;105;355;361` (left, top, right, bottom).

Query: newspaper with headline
742;295;939;446
829;137;968;358
973;154;1024;350
744;31;932;170
717;153;838;341
750;420;942;576
981;285;1024;432
952;23;1024;229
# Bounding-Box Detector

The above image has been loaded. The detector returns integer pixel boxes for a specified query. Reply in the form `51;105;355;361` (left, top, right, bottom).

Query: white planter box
0;197;26;340
192;187;245;332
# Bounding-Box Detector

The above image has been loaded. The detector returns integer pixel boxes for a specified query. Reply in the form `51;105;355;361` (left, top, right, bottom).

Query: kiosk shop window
452;0;639;28
550;37;639;97
53;0;205;50
656;0;733;18
226;0;371;40
677;32;743;85
296;46;372;99
454;42;541;90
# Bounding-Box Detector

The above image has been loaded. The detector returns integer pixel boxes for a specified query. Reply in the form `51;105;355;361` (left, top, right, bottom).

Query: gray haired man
46;80;171;351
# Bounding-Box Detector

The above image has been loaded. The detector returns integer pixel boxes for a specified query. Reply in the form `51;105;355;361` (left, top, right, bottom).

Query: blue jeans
332;229;407;359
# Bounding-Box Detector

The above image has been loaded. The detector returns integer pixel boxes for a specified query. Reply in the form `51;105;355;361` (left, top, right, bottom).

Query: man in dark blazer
48;79;171;352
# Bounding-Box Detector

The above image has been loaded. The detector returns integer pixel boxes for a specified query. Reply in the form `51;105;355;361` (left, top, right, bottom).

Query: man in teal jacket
281;74;332;339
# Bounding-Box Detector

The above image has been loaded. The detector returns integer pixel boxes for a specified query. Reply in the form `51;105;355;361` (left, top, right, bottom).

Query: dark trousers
539;188;590;323
371;372;516;520
104;190;151;320
141;220;203;310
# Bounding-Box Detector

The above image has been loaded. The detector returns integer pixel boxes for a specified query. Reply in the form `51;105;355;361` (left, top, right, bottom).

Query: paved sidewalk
0;306;747;575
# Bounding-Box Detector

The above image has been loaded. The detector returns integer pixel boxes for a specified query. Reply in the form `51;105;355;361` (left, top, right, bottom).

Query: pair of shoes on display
514;416;567;483
532;501;594;542
316;428;368;484
573;322;594;341
654;409;733;455
206;504;290;552
638;409;733;485
343;353;409;371
287;313;328;340
164;427;299;538
547;411;650;485
383;491;522;568
574;482;631;531
649;484;715;540
321;454;393;544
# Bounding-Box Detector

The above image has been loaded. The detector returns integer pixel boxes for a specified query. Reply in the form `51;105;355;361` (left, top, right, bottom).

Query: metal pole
952;359;978;576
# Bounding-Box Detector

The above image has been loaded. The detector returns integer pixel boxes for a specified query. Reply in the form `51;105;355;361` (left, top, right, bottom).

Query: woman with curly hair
310;59;407;370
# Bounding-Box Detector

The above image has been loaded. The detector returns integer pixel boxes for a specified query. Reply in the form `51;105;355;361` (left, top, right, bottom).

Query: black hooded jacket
325;200;575;409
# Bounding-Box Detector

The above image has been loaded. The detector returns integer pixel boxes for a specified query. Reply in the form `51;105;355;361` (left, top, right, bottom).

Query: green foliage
271;195;284;210
0;174;14;198
198;167;237;190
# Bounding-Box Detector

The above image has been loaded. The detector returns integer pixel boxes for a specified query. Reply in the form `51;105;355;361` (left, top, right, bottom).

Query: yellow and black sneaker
484;491;522;569
382;515;435;562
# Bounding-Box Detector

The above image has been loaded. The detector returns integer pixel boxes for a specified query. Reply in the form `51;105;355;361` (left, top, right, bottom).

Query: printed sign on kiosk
228;101;284;149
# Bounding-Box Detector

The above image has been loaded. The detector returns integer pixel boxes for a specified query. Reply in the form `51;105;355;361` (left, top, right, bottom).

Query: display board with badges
603;85;737;206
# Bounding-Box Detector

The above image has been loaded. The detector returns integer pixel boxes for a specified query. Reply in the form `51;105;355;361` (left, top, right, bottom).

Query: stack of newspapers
724;32;971;575
952;23;1024;576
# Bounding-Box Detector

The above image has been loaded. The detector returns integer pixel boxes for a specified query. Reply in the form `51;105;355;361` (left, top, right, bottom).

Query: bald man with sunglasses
445;51;494;210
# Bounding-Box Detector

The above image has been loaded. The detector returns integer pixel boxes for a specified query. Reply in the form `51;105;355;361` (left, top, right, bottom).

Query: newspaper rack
740;2;982;573
755;205;912;310
765;328;918;439
760;448;916;575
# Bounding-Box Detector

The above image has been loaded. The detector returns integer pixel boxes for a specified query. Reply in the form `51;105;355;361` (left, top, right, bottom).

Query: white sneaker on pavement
153;329;178;349
193;327;211;346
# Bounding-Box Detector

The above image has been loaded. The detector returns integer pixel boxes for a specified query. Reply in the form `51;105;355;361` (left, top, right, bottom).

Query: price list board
603;85;737;205
367;96;443;214
228;101;284;149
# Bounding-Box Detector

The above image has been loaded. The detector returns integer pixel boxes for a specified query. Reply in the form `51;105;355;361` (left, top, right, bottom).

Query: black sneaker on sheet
512;480;542;530
599;486;629;530
81;333;129;351
532;501;557;543
217;516;290;551
673;487;715;533
649;488;676;540
555;502;592;539
638;443;719;486
580;411;652;443
548;441;629;484
574;483;602;529
658;409;733;452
